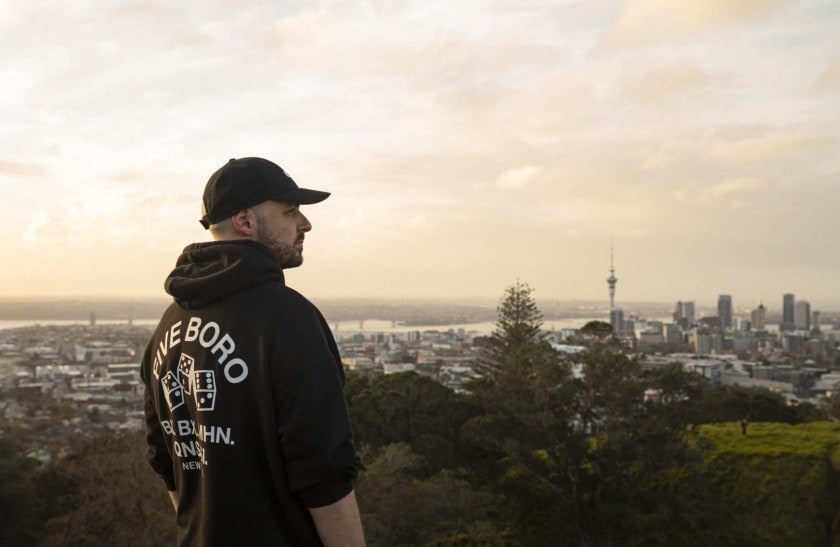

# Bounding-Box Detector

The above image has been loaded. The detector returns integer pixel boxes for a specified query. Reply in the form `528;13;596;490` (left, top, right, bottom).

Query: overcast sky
1;0;838;311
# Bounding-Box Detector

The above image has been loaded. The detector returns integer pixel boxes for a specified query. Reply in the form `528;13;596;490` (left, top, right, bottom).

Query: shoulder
239;283;328;334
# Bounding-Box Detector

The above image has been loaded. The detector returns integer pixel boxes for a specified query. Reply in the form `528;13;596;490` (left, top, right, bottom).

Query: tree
0;431;43;546
354;443;503;546
37;431;176;546
462;283;714;546
348;371;479;473
470;281;564;408
580;320;614;340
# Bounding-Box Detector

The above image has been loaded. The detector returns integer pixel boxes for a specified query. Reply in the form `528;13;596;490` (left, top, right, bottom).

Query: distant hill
0;298;170;320
0;296;678;323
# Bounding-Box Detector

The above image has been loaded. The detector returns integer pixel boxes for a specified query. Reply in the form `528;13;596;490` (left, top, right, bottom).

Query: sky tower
607;243;618;309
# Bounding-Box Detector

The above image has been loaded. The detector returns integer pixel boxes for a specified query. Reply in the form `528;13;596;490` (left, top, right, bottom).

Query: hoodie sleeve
276;359;358;507
271;301;359;508
140;341;177;491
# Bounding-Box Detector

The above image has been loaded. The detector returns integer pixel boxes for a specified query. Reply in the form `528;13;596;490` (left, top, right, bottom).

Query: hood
164;240;285;309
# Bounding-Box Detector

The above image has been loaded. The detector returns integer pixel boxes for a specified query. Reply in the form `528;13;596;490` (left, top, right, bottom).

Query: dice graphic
178;353;196;395
161;371;185;411
193;370;217;411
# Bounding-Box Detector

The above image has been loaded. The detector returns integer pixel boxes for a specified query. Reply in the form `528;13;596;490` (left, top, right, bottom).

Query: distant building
731;331;757;352
383;363;416;375
781;334;804;354
673;301;695;329
108;363;140;383
610;308;624;337
639;330;665;347
690;327;723;355
663;323;683;345
718;295;733;329
735;318;751;332
781;293;795;331
794;300;811;331
750;302;766;331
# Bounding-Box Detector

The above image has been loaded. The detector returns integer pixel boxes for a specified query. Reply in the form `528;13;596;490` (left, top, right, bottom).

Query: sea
0;317;605;336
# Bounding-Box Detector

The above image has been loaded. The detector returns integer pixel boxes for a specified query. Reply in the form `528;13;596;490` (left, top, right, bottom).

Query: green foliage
348;371;479;473
580;320;614;339
676;422;840;547
38;430;176;547
464;283;718;546
0;430;176;547
696;385;799;424
0;430;44;546
355;443;504;547
476;281;549;387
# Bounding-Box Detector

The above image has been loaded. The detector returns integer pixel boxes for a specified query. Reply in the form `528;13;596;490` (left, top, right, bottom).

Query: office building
794;300;811;331
781;293;795;331
718;295;733;329
750;302;766;331
663;323;683;345
610;308;624;337
673;301;695;329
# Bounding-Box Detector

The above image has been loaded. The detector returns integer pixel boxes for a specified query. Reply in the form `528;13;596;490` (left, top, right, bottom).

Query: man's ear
230;209;256;237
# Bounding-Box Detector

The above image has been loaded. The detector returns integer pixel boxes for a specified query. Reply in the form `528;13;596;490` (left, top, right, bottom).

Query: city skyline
1;1;838;304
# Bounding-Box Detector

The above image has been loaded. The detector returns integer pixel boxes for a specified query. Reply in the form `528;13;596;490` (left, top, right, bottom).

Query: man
141;157;365;546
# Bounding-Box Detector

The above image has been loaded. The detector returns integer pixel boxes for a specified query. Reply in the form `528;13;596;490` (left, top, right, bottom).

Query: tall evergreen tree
464;282;715;546
472;281;561;403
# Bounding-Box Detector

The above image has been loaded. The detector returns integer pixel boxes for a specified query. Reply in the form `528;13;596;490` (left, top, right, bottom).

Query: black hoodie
142;240;359;546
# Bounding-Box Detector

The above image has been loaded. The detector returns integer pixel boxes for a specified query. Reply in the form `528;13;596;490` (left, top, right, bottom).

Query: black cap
200;157;330;229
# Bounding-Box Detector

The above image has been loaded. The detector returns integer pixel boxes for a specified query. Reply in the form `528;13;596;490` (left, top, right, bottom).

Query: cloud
263;9;343;69
20;186;195;247
496;165;545;189
709;133;831;162
812;60;840;94
0;159;49;178
604;0;790;46
631;61;719;100
705;176;762;199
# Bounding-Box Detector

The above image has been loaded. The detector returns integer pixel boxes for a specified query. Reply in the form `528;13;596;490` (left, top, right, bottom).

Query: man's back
142;240;358;546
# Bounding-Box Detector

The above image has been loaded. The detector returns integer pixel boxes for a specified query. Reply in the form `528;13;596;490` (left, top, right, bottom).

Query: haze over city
1;0;838;307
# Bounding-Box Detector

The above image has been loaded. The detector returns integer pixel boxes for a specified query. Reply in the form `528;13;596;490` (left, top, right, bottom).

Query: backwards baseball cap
199;157;330;229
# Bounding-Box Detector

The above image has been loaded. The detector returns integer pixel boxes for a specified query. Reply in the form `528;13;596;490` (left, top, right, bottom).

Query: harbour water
0;317;605;336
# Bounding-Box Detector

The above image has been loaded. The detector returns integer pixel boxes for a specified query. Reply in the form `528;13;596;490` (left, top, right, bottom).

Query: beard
255;225;304;269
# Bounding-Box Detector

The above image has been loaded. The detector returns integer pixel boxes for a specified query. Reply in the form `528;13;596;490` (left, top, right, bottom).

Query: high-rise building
691;327;723;355
610;308;624;337
673;301;695;329
717;295;733;329
750;301;766;330
794;300;811;331
813;311;822;333
663;323;683;345
781;293;795;331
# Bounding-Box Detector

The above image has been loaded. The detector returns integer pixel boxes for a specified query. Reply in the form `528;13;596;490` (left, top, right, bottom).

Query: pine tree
476;280;552;392
464;282;715;546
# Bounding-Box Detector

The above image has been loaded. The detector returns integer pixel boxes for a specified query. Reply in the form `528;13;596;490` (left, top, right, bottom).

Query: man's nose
299;213;312;232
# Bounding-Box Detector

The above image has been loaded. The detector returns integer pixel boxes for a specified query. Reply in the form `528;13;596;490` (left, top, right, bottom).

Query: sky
1;0;838;311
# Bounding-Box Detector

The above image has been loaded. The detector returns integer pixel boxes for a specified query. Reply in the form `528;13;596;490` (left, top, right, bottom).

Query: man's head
200;157;329;268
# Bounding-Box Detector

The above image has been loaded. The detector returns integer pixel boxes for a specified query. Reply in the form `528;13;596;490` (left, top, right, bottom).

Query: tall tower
607;243;618;310
794;300;811;331
717;295;733;329
750;301;766;330
782;293;795;331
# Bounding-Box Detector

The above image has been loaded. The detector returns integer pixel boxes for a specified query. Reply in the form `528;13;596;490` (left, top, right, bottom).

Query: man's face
253;200;312;268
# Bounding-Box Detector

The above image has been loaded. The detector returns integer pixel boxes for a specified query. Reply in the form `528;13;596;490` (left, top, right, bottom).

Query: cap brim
275;187;330;205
